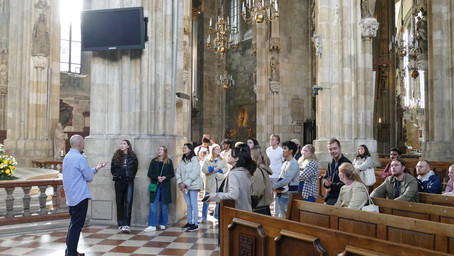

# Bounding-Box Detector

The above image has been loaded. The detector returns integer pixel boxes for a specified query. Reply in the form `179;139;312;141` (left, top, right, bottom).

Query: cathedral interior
0;0;453;226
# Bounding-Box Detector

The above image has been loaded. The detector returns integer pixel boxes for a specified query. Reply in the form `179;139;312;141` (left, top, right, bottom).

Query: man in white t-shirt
266;134;284;216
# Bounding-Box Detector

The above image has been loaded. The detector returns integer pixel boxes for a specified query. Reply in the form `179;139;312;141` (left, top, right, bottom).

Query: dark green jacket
148;158;175;204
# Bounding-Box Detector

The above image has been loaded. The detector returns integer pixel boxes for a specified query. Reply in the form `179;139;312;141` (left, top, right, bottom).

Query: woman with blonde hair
250;146;273;215
144;146;175;232
201;144;228;222
334;163;369;209
297;144;319;202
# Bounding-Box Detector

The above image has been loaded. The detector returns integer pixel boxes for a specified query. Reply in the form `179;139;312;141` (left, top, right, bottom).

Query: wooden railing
0;179;69;225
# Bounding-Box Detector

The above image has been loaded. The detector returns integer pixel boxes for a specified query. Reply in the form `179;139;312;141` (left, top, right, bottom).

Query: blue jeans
304;196;316;202
148;186;168;227
277;197;289;219
183;190;199;225
202;192;219;221
66;198;88;256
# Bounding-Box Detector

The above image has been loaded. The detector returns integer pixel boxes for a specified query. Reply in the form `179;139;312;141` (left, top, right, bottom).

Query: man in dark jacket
322;138;352;205
416;160;442;194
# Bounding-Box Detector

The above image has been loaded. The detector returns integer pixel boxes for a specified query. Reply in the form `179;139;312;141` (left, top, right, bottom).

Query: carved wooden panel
337;217;377;237
274;230;326;256
299;210;330;228
228;217;266;256
387;227;435;250
391;209;430;220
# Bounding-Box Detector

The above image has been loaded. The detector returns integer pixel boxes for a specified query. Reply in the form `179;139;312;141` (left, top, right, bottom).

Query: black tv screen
81;7;145;51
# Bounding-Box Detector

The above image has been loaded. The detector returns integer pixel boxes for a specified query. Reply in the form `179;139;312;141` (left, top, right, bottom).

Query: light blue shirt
62;148;97;206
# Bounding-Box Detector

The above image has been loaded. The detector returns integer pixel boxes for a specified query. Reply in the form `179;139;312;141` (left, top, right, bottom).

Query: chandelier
206;8;237;56
241;0;279;24
218;70;235;89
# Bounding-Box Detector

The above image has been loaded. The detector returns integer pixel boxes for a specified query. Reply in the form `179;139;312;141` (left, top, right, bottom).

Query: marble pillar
423;1;454;162
4;0;60;166
85;0;192;226
313;0;379;166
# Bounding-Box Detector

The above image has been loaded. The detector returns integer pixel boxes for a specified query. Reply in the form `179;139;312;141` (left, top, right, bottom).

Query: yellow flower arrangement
0;144;17;179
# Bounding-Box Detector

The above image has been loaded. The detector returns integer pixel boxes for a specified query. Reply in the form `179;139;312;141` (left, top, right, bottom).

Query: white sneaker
159;225;166;230
122;226;131;233
118;226;124;231
144;226;156;232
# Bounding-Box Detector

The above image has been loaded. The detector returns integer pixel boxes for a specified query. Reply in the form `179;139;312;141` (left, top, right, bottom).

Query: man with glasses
416;160;442;194
380;148;402;178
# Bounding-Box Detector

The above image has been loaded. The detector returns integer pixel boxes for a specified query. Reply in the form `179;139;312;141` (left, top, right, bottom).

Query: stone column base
423;141;454;162
83;135;188;227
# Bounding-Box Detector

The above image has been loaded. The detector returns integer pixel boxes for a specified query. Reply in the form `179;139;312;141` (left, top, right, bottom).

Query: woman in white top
352;144;374;186
175;143;201;232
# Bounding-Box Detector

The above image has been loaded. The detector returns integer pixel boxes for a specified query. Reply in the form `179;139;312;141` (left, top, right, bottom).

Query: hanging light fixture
206;5;237;57
241;0;279;24
218;70;235;89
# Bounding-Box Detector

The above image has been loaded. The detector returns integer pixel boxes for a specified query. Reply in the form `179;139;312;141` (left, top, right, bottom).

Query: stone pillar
85;1;191;226
4;0;60;166
313;0;379;165
423;1;454;162
255;0;313;146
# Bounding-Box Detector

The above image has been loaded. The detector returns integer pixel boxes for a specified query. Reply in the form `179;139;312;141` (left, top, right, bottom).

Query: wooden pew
419;192;454;207
219;200;449;256
286;194;454;254
371;196;454;224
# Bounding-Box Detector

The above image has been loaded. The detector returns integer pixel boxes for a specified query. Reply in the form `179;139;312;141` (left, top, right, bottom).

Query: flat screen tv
81;7;146;51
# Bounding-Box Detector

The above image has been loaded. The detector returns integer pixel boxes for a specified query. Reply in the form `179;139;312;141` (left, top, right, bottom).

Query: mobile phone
202;195;210;202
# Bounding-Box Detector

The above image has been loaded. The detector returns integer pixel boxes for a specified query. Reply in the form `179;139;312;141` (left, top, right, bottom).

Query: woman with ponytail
334;163;369;209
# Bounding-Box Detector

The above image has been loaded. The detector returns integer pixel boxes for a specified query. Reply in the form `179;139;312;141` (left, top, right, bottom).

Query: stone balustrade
0;179;69;225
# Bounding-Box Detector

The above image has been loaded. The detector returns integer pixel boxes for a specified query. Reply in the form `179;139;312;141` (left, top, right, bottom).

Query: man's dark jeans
66;198;88;256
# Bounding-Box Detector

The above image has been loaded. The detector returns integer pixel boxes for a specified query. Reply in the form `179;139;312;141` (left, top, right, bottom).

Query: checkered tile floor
0;218;220;256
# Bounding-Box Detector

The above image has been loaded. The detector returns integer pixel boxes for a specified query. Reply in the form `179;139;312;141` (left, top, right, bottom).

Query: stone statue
361;0;376;19
32;14;50;56
270;56;279;81
54;123;68;160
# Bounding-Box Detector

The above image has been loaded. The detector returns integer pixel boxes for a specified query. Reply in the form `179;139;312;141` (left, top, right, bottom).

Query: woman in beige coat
201;144;228;222
250;146;273;215
334;163;369;210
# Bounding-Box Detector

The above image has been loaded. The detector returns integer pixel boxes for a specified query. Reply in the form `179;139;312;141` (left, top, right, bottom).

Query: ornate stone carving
269;81;280;94
32;56;48;69
59;100;73;129
361;0;376;19
311;34;322;57
0;63;7;91
269;37;281;51
359;18;379;39
32;14;50;56
34;0;48;9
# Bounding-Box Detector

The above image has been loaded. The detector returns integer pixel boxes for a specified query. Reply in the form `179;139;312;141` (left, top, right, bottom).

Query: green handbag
148;183;157;192
148;162;165;192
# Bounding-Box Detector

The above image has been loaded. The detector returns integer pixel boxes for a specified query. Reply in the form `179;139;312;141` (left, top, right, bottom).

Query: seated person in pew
416;160;442;194
444;164;454;195
334;163;369;209
380;147;402;178
272;141;300;218
371;158;419;202
323;138;352;205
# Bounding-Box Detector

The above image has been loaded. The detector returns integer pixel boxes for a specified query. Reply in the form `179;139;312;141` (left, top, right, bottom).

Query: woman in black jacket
111;140;138;233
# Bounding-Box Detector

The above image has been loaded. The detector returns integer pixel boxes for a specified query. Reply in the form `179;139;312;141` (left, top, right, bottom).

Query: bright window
60;0;83;73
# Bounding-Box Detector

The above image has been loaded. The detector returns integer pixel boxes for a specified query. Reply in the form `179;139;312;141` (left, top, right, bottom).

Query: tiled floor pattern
0;218;220;256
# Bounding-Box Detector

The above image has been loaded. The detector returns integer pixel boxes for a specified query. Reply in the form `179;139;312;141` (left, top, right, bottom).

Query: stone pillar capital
360;18;379;40
269;81;281;93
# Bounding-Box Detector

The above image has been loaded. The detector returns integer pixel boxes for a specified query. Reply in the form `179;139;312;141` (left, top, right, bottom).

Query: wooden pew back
287;194;454;253
219;200;449;256
419;192;454;207
372;196;454;224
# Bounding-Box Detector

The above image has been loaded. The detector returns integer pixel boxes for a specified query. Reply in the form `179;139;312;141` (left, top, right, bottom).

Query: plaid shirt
299;159;319;199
